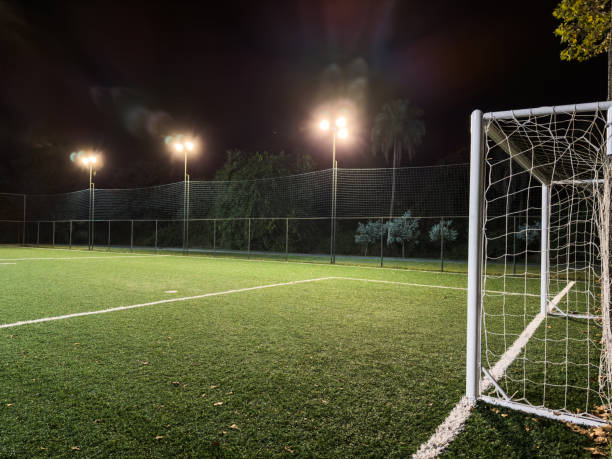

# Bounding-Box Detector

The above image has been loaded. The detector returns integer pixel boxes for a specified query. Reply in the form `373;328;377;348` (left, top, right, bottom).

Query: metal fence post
380;218;384;268
285;218;289;262
155;220;158;253
130;220;134;252
213;219;216;251
107;220;111;251
37;221;40;246
69;221;72;249
22;194;26;246
440;217;445;272
247;218;251;259
52;221;55;247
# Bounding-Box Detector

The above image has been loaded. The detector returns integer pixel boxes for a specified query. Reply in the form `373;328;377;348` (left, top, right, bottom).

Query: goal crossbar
483;101;612;121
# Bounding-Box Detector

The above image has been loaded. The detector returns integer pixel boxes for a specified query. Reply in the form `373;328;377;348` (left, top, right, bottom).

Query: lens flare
338;128;348;139
174;142;184;152
336;117;346;128
320;119;330;130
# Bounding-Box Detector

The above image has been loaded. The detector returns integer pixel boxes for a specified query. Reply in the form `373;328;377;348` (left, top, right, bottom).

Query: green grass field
0;246;604;457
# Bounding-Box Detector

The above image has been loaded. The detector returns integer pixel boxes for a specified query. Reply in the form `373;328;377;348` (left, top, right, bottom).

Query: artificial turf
0;246;605;457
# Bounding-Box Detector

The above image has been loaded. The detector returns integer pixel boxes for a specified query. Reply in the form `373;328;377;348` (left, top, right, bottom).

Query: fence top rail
483;101;612;121
23;215;469;224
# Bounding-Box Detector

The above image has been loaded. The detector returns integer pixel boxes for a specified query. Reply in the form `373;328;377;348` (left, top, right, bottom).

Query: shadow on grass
443;402;601;458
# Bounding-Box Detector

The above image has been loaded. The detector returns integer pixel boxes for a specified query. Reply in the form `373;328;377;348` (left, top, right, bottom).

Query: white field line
168;253;542;279
0;277;334;329
10;245;545;280
413;282;576;459
19;246;93;254
0;255;169;262
0;262;17;265
331;276;539;297
10;246;469;275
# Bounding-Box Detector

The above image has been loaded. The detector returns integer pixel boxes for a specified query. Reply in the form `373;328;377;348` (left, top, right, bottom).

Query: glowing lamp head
174;142;184;153
335;116;347;128
185;140;195;152
337;128;348;139
82;157;89;165
319;119;330;131
89;156;97;164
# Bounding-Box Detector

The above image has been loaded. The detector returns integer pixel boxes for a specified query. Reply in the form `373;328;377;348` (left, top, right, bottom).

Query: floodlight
174;142;184;152
185;140;195;151
320;119;330;131
336;117;346;128
90;156;97;164
338;128;348;139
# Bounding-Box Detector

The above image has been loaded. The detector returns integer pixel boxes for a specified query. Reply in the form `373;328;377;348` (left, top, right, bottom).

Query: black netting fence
1;165;476;269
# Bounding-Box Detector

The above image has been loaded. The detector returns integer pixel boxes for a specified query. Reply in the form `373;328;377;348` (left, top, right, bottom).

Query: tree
386;211;420;258
371;99;425;218
354;220;384;256
211;150;315;251
516;220;541;245
429;219;458;271
554;0;612;98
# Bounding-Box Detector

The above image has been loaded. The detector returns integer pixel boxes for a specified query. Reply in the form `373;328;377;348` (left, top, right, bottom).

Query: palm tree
371;99;425;218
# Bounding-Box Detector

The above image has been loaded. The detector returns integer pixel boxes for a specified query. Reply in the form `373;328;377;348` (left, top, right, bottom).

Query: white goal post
467;102;612;427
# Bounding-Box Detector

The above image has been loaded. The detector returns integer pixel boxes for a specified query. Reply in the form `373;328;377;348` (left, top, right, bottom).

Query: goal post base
480;395;609;428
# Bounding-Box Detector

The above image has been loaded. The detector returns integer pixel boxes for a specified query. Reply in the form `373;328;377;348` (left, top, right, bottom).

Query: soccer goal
466;102;612;427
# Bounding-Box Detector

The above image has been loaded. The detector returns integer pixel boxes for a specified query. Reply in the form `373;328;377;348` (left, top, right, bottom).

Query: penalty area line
0;277;335;329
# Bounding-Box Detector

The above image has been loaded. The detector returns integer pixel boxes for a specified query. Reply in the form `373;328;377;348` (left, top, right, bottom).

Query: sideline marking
16;246;471;276
9;246;546;280
0;255;169;262
0;262;17;265
0;277;334;329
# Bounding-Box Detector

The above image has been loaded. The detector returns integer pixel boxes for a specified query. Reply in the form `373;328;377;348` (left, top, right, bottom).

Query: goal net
466;102;612;426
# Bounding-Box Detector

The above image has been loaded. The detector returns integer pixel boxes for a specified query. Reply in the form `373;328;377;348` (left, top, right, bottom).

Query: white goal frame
466;101;612;427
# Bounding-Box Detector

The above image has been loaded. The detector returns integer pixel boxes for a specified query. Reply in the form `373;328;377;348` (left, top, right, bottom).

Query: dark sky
0;0;606;193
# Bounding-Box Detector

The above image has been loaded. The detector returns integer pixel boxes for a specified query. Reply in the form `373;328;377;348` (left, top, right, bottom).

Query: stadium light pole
173;139;196;254
320;117;348;264
81;154;98;251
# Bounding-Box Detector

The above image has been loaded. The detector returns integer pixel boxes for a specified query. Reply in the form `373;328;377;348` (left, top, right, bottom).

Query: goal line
413;281;590;459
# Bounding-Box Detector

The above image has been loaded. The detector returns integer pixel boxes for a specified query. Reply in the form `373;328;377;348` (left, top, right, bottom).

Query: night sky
0;0;606;194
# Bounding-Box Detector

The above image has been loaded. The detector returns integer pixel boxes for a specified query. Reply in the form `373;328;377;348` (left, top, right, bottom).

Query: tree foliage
354;220;384;255
386;211;420;246
211;150;315;250
371;99;425;218
371;99;425;167
428;219;458;243
516;221;541;244
554;0;610;62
